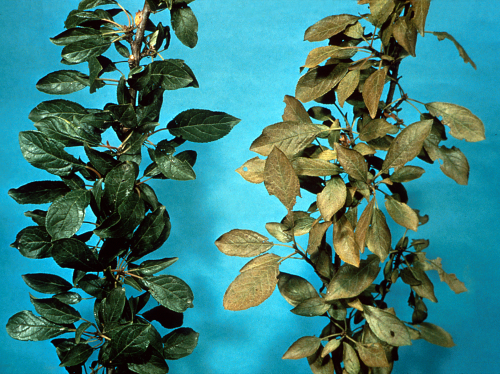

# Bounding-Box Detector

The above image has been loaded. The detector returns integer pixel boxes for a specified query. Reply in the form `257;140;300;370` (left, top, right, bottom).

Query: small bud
129;54;135;61
135;10;143;26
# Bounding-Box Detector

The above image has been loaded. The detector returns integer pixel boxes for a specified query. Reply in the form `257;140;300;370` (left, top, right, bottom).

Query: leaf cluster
7;0;238;373
217;1;482;373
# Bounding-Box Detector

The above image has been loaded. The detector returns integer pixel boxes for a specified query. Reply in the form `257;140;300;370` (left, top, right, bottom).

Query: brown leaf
277;272;319;307
343;342;361;374
337;69;360;107
393;15;418;57
250;121;328;157
317;176;346;221
292;157;341;177
282;95;312;123
308;345;334;374
296;64;349;103
359;118;397;142
368;0;396;27
282;336;322;360
426;257;468;294
410;0;431;36
362;67;387;119
355;197;375;253
438;145;470;185
410;263;438;303
416;322;455;347
366;207;391;262
304;14;359;42
425;102;485;142
223;254;280;311
333;215;359;267
307;222;332;258
215;229;273;257
389;165;425;183
382;119;433;172
326;255;380;300
321;339;341;358
364;305;412;346
235;157;265;184
357;342;391;367
334;143;368;182
428;31;477;69
264;147;301;211
384;196;419;231
303;46;357;68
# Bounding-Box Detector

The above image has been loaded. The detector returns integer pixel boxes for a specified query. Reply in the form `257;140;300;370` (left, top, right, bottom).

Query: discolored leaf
36;70;89;95
428;32;477;69
11;226;52;259
416;322;455;347
141;275;194;313
333;215;359;267
167;109;240;143
357;342;391;367
362;67;387;119
359;119;397;142
308;345;335;374
22;273;73;294
411;264;438;302
354;197;375;253
368;0;396;27
317;176;346;221
389;166;425;183
6;311;69;341
296;64;349;103
223;254;280;311
382;119;433;172
436;145;470;185
364;305;412;346
235;157;265;184
393;15;418;57
337;70;360;107
250;121;328;157
277;272;318;307
264;147;301;211
292;158;341;177
425;102;485;142
291;297;330;317
304;46;358;68
343;342;361;374
265;222;293;243
163;327;199;360
422;257;468;294
322;339;341;358
304;14;359;42
326;255;380;300
335;143;368;181
307;222;332;257
215;229;273;257
411;0;431;36
384;196;419;231
51;238;102;272
282;95;312;123
282;336;321;360
46;190;91;240
29;295;81;324
19;131;84;176
366;207;391;262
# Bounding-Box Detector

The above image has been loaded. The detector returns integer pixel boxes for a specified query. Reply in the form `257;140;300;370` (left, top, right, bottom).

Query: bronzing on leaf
215;229;273;257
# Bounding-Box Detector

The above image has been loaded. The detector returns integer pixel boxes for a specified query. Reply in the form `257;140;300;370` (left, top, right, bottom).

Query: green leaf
277;272;318;307
155;152;196;180
167;109;240;142
11;226;52;259
62;37;111;64
6;311;69;341
382;119;433;172
64;9;113;29
129;60;196;91
50;27;102;46
141;275;194;313
51;238;102;272
304;14;359;42
171;5;198;48
35;116;101;146
102;287;126;324
24;209;48;226
291;297;330;317
282;336;321;360
29;99;88;122
85;144;120;177
384;196;419;231
108;324;152;364
30;295;81;324
317;176;346;221
19;131;84;176
163;327;199;359
59;343;93;367
36;70;89;95
366;207;392;262
108;103;138;128
362;67;387;119
78;0;117;11
292;158;341;177
223;254;280;311
325;255;380;300
364;305;412;346
22;273;73;294
129;205;171;262
334;143;368;182
264;147;301;211
296;64;349;103
46;189;91;240
428;32;477;69
129;258;179;277
215;229;273;257
416;322;455;347
425;102;485;142
102;162;138;214
389;166;425;183
53;292;82;305
250;122;329;157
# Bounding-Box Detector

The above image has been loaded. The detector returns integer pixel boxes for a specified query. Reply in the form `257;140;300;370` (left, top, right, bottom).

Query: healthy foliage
7;0;238;373
216;1;482;373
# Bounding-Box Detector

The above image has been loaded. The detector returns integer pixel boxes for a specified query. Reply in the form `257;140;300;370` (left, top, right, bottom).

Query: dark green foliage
217;1;481;373
6;0;239;372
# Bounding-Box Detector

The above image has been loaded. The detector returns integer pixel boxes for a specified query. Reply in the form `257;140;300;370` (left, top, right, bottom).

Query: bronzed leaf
292;158;341;177
359;119;396;142
283;95;312;123
291;297;330;317
335;143;368;181
393;15;417;57
326;255;380;300
6;311;69;341
264;147;301;211
411;264;438;302
333;215;359;267
368;0;396;27
424;257;467;294
167;109;240;143
337;70;360;107
282;336;321;360
416;322;455;347
385;196;419;231
411;0;430;36
364;305;411;346
277;272;318;307
362;67;387;119
163;327;199;359
425;102;485;142
343;342;360;374
317;176;346;221
223;254;280;311
382;119;433;172
357;342;391;367
296;64;349;103
354;197;375;253
215;229;273;257
304;46;357;68
36;70;89;95
236;157;265;184
366;207;391;262
389;165;425;183
304;14;359;42
22;273;73;294
428;32;477;69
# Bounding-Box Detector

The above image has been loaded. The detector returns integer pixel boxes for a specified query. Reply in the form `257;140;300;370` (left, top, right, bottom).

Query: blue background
1;1;499;373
